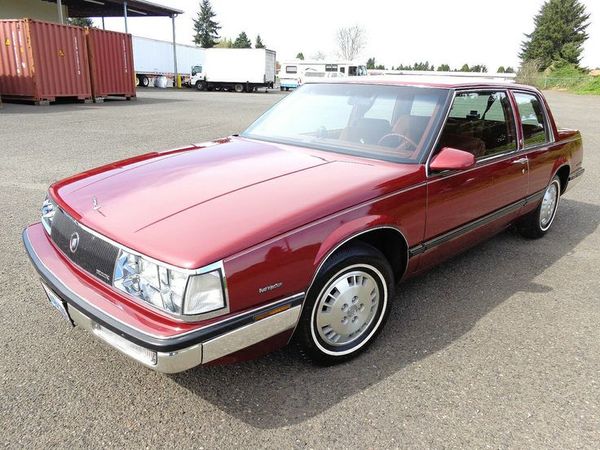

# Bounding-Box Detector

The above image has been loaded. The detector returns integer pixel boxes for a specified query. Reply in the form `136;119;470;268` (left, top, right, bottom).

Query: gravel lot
0;88;598;449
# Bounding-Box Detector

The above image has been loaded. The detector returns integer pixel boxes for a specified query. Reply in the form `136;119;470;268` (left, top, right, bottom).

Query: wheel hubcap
540;182;559;229
315;270;380;346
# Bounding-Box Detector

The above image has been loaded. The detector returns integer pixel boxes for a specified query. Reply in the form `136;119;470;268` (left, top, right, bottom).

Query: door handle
512;157;528;165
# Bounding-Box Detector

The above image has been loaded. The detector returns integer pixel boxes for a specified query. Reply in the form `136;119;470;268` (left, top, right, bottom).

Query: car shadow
170;198;599;429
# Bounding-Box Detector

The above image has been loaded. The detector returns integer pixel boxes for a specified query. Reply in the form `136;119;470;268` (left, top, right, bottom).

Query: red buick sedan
24;79;584;372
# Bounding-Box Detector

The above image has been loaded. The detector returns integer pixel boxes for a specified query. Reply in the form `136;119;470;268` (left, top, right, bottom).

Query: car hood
52;138;421;268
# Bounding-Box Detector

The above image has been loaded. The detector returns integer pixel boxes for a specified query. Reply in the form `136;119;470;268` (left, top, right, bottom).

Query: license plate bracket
41;283;74;326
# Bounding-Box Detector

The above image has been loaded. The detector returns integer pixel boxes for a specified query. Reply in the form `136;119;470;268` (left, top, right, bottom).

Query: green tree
255;34;265;49
366;57;376;69
505;66;515;73
296;52;305;60
375;64;385;70
215;37;233;48
437;64;450;71
233;31;252;48
520;0;590;69
193;0;220;48
460;63;470;72
497;66;506;73
67;17;94;27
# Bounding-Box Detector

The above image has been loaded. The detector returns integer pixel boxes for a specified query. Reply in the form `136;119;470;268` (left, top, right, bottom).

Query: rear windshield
242;83;450;163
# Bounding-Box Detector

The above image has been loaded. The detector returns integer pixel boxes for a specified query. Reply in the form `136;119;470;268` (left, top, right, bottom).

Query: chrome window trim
49;205;230;322
425;88;521;178
511;89;555;150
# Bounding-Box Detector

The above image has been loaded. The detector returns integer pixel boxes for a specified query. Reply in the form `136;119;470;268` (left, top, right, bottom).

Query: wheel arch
310;221;410;294
554;164;570;194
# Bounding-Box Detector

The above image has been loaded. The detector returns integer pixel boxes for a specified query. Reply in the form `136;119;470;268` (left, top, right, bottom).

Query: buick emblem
69;232;80;253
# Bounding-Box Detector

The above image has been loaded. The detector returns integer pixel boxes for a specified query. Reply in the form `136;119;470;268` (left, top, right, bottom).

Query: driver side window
437;91;517;159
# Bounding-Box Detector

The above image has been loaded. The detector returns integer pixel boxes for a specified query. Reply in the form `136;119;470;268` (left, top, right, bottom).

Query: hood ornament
92;196;105;216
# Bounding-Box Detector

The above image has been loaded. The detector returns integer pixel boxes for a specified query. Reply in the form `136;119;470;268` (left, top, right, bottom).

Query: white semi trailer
132;36;204;87
190;48;277;93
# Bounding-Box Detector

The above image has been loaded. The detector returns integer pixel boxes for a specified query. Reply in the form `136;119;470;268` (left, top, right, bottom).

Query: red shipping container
85;28;136;101
0;19;92;104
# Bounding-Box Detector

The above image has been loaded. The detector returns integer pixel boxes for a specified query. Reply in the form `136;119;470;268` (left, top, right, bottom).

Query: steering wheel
377;133;418;150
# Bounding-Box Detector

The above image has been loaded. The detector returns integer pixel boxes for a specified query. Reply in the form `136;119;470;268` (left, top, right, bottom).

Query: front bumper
23;224;303;373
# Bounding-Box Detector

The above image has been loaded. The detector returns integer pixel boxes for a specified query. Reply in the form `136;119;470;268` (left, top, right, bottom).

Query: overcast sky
97;0;599;70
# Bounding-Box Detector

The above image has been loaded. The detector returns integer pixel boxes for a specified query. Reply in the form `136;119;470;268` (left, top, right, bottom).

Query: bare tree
336;25;365;61
312;51;327;61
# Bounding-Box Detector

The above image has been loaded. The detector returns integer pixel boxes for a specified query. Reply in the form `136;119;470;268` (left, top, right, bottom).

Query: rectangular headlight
113;249;227;318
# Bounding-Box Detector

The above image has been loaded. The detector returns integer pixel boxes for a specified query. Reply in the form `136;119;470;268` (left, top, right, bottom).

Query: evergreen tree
366;57;376;70
497;66;506;73
233;31;252;48
520;0;589;69
215;37;233;48
296;52;305;60
460;64;470;72
505;67;515;73
437;64;450;71
193;0;220;48
255;35;265;49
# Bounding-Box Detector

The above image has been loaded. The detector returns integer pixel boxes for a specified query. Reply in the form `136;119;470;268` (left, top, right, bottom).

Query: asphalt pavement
0;88;598;448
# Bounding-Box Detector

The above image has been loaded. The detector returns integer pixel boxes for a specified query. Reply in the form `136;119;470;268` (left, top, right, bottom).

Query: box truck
190;48;276;93
132;36;204;87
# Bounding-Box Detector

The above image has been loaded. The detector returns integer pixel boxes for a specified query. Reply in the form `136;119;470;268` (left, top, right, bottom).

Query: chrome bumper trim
23;226;305;373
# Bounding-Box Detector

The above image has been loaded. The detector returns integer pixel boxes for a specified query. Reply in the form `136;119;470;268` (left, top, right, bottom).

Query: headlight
113;249;226;317
41;195;57;234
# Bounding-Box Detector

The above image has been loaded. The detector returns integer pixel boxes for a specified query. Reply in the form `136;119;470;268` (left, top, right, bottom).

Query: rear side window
285;66;297;74
514;92;549;147
437;91;517;159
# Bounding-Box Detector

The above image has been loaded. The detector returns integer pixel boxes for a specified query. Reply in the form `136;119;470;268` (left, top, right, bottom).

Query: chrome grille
50;209;119;284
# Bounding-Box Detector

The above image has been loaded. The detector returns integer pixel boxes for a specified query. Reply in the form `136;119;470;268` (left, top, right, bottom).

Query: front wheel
195;80;205;91
518;176;561;239
294;243;393;365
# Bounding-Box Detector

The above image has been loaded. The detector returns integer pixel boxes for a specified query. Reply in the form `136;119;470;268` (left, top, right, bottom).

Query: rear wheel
234;84;244;93
295;243;393;365
518;176;561;239
138;75;149;87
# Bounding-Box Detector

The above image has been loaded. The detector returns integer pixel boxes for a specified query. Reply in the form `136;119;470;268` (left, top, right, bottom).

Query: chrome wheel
312;266;385;353
540;180;560;231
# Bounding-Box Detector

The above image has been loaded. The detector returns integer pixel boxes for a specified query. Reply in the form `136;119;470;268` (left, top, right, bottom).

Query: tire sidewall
539;178;561;232
297;246;393;364
309;263;388;356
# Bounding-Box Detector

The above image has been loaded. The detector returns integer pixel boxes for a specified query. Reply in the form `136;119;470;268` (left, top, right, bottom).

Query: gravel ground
0;88;598;449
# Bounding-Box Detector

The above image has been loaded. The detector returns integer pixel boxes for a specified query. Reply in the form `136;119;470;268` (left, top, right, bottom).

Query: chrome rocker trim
23;228;303;373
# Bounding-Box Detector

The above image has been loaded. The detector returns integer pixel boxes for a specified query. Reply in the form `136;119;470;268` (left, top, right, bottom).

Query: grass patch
517;63;600;95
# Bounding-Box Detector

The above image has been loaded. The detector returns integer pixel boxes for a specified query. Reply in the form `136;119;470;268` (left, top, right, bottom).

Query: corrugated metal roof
41;0;183;17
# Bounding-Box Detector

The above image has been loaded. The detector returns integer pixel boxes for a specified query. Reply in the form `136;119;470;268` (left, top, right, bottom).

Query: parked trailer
86;28;136;101
0;19;92;104
132;36;204;87
278;60;368;90
190;48;276;93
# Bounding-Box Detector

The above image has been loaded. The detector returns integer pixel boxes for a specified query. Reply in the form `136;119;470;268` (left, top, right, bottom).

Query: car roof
304;75;537;92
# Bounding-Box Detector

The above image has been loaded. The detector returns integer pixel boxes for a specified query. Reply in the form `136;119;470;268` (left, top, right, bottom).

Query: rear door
419;89;528;264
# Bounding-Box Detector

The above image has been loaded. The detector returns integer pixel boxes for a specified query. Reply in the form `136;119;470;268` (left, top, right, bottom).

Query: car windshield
242;83;450;163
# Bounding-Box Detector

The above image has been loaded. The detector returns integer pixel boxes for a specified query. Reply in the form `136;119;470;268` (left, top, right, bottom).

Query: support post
57;0;64;24
102;17;105;30
172;15;180;88
123;1;128;33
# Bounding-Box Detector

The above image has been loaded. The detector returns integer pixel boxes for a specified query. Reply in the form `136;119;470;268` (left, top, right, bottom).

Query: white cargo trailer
190;48;276;93
132;36;204;87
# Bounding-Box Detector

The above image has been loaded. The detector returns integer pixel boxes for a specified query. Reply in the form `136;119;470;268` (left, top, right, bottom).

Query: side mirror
430;147;475;172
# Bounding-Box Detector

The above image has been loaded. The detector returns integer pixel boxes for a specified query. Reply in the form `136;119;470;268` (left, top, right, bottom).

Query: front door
419;90;529;267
